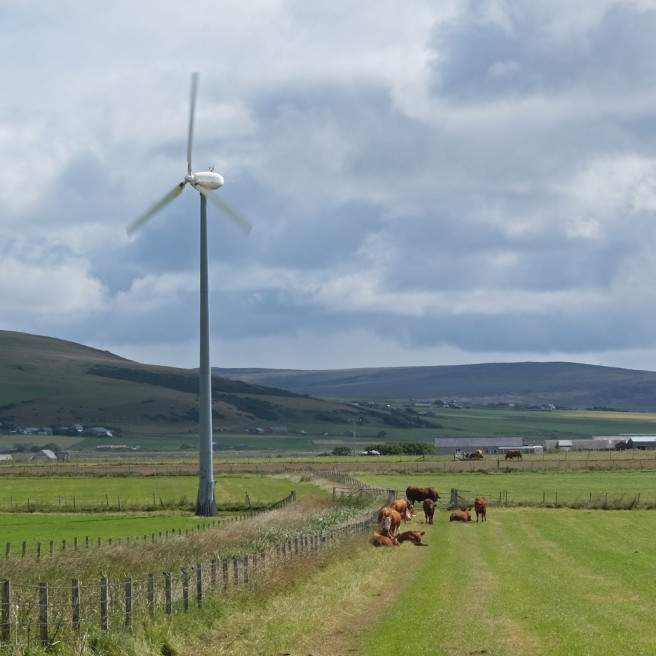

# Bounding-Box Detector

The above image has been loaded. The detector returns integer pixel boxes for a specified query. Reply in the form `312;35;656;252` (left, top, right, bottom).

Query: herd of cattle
371;486;488;547
464;449;522;460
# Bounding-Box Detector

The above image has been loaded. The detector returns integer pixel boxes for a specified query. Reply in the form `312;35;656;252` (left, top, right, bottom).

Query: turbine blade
187;72;198;176
196;186;252;235
126;183;185;237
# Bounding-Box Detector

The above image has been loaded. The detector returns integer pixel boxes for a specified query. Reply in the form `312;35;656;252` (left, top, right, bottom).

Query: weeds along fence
292;467;395;502
3;491;297;560
0;515;376;651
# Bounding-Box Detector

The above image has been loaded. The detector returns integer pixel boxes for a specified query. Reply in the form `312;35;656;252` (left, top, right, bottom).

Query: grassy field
356;469;656;508
358;508;656;656
2;467;656;655
0;472;320;510
119;507;656;656
0;473;328;550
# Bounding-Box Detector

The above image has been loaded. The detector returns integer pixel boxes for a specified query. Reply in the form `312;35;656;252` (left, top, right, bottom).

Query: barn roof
435;436;523;448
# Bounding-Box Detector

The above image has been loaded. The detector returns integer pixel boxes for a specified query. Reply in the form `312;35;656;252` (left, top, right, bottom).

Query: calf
371;526;400;547
474;496;487;522
423;498;436;524
397;530;428;546
449;508;472;522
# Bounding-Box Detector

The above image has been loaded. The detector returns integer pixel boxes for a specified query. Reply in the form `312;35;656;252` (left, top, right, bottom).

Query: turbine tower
126;73;251;516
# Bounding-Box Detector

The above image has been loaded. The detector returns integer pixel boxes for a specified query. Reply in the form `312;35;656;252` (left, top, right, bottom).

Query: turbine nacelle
185;171;225;190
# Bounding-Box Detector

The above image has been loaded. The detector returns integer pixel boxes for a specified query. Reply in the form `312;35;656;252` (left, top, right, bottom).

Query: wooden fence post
196;564;203;608
39;582;48;645
182;568;189;611
147;574;155;618
72;579;80;635
165;573;172;616
233;558;239;586
222;560;229;591
125;577;133;631
100;575;108;631
1;579;10;643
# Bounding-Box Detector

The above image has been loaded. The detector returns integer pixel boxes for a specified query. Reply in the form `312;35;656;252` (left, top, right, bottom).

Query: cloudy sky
3;0;656;373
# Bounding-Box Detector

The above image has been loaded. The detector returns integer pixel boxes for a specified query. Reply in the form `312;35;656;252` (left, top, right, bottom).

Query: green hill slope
0;331;363;438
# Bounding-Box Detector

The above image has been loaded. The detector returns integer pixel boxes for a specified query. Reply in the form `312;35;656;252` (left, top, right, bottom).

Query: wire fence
0;516;376;650
2;491;297;560
0;485;385;651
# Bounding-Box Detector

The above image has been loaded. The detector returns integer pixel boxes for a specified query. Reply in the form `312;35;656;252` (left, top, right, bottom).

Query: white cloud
3;0;656;373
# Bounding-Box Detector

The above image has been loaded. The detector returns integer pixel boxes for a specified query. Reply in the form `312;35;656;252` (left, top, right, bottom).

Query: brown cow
449;508;472;522
390;498;414;522
377;507;402;535
406;486;439;504
397;530;428;546
464;450;483;460
371;526;400;547
505;449;522;460
423;498;436;524
474;496;487;522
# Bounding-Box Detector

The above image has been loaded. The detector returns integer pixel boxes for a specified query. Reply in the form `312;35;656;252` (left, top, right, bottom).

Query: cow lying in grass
397;530;428;546
371;526;400;547
449;508;472;522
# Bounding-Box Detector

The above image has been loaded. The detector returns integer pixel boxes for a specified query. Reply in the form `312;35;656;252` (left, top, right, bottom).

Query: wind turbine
127;73;251;517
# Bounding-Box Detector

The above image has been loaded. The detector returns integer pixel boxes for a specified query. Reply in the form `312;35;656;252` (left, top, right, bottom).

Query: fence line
447;488;654;510
0;513;376;649
3;491;297;560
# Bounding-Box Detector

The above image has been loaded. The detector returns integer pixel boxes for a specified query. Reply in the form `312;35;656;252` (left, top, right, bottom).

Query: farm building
497;445;543;455
434;436;523;456
608;435;656;450
30;449;57;463
544;436;656;451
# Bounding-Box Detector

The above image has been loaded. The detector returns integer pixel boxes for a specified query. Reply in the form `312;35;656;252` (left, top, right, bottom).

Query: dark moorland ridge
216;362;656;411
2;330;656;420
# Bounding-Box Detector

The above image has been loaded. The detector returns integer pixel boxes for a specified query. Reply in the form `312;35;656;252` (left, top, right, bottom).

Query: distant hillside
215;362;656;411
0;331;364;436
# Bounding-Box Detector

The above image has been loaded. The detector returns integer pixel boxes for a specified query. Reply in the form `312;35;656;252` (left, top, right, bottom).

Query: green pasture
0;512;218;551
0;473;327;549
358;508;656;656
429;406;656;440
147;507;656;656
357;469;656;507
0;473;317;510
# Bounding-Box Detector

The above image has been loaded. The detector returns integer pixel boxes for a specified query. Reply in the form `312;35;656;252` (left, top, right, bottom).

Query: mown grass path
357;508;656;656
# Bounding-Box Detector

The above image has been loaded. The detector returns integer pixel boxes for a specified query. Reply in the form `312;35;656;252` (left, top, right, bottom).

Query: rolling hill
215;362;656;411
0;331;365;439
